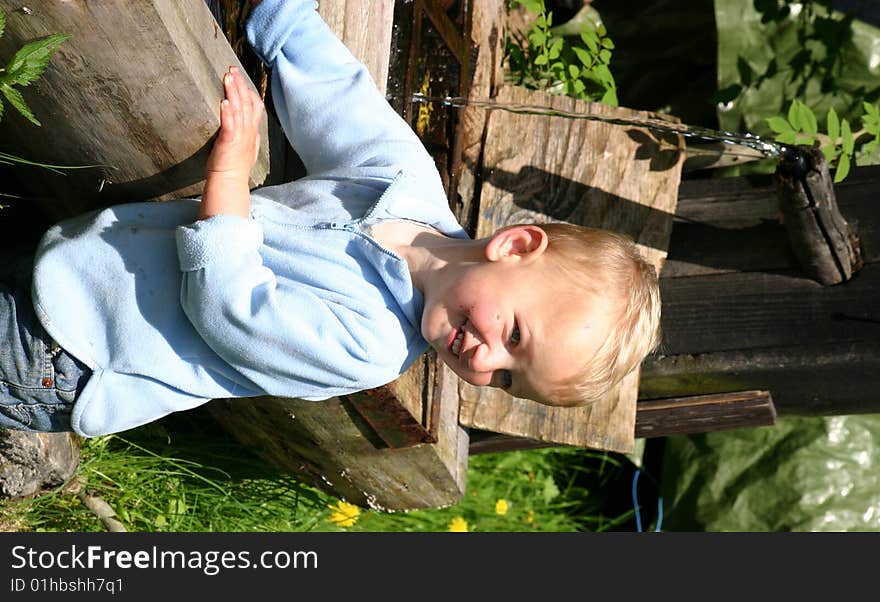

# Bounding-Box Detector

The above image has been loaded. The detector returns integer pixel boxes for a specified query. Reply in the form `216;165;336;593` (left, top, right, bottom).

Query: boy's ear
485;225;548;263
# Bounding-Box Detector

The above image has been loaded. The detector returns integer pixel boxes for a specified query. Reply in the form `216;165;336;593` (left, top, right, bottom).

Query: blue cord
632;468;663;532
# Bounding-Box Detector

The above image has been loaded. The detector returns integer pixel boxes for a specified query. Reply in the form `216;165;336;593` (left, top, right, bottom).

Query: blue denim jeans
1;250;90;432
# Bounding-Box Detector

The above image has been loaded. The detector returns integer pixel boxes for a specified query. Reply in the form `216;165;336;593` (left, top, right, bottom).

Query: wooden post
0;0;269;220
775;146;863;285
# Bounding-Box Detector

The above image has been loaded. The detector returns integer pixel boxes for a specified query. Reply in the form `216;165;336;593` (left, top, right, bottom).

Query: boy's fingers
224;68;242;130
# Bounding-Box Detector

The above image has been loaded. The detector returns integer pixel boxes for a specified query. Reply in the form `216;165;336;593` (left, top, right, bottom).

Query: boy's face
421;226;618;405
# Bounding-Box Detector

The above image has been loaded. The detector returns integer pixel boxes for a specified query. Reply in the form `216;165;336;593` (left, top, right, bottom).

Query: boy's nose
468;342;506;373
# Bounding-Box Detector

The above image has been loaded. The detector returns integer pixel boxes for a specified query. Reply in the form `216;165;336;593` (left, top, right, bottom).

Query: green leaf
0;95;4;124
601;37;615;49
599;48;612;63
568;64;580;78
834;152;850;183
776;131;798;145
820;143;836;162
801;104;818;136
572;46;592;67
826;106;839;141
533;53;548;65
787;100;802;130
2;34;70;87
841;118;854;155
528;30;547;47
767;116;794;134
0;84;39;126
601;86;618;106
548;37;563;59
863;102;879;117
580;33;598;54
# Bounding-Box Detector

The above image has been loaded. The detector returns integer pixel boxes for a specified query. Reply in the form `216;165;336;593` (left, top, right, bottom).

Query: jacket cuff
176;215;263;272
246;0;318;66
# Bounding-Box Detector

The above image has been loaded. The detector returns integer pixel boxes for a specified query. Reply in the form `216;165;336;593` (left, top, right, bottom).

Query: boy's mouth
448;319;468;357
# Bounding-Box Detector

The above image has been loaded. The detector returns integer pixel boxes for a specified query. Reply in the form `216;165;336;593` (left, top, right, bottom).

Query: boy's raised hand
206;66;264;182
199;67;264;219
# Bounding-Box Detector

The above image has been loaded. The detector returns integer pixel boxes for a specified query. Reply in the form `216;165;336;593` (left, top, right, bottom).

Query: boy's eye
499;369;513;390
509;323;521;347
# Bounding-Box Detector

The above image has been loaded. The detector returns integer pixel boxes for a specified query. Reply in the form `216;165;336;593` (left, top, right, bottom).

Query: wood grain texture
665;165;880;278
208;362;468;511
0;0;269;219
635;390;776;437
775;146;862;285
317;0;395;95
469;390;777;452
458;85;684;453
454;0;506;232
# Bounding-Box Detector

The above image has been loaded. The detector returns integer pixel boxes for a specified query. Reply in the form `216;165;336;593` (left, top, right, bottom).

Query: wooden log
775;146;863;285
0;0;269;220
468;390;778;454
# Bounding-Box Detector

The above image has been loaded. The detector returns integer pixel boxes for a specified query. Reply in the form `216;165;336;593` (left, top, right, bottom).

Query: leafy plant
505;0;617;105
767;99;880;182
0;7;69;126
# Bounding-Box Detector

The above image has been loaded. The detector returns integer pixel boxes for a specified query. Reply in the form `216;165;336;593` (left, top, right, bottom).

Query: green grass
0;419;638;532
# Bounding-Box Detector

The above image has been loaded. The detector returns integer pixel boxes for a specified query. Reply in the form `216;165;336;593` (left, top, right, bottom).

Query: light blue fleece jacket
30;0;468;437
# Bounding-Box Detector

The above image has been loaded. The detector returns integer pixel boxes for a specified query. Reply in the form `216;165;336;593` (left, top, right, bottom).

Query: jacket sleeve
246;0;440;179
174;215;399;399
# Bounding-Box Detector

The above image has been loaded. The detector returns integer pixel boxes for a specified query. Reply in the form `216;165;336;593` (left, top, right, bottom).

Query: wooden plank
468;390;778;453
458;85;684;453
318;0;395;95
635;390;776;437
0;0;269;219
640;340;880;416
665;165;880;279
455;0;506;232
657;258;879;357
207;362;468;511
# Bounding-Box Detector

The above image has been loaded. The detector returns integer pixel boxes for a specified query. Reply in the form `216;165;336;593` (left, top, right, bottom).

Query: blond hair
534;223;661;407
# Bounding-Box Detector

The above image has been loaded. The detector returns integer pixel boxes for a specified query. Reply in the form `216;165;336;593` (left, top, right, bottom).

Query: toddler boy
0;0;659;437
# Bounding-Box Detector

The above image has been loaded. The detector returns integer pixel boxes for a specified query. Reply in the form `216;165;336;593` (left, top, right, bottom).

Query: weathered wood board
455;0;506;232
642;165;880;416
0;0;269;219
458;85;684;453
208;362;468;511
318;0;396;95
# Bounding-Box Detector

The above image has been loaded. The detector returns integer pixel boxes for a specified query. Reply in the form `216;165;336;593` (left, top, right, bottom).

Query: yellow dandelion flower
328;500;361;528
448;516;469;532
526;510;535;524
494;499;509;516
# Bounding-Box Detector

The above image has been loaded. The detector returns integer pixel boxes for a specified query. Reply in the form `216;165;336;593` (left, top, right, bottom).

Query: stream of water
407;93;788;159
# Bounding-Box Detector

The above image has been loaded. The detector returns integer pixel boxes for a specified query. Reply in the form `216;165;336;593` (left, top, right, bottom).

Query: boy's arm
175;220;403;399
246;0;441;181
199;66;264;219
